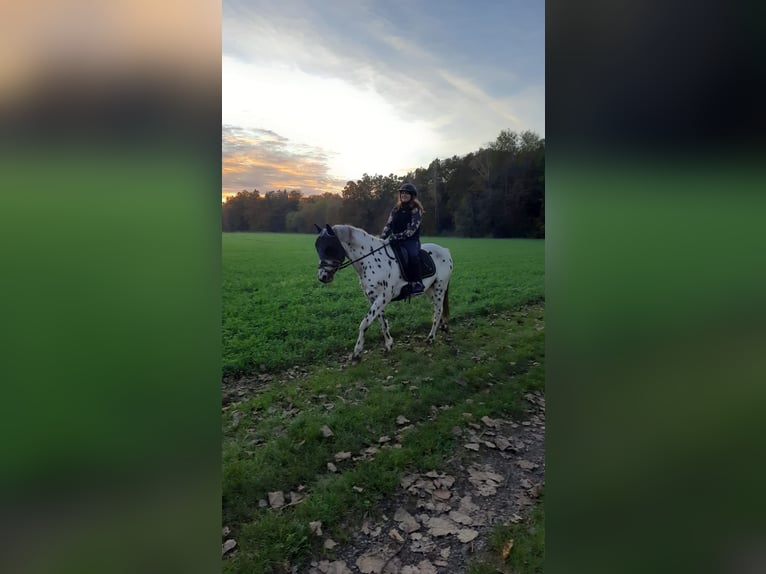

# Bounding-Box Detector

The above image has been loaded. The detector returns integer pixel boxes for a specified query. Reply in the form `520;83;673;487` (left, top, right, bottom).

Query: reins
337;241;393;270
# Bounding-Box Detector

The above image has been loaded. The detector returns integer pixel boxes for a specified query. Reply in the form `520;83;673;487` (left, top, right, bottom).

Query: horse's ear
314;223;322;234
325;224;335;236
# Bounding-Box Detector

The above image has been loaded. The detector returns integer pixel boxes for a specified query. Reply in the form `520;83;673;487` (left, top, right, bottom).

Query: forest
222;129;544;238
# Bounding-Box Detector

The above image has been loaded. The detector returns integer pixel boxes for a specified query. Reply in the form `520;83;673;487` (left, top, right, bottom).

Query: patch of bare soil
222;365;311;407
303;392;545;574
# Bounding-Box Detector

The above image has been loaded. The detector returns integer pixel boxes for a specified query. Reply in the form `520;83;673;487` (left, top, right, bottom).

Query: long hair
395;198;425;213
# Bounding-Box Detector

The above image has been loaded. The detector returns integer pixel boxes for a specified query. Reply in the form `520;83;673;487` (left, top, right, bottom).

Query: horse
314;224;453;360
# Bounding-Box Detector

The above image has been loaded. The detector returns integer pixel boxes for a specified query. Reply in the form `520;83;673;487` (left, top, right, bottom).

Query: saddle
388;247;436;303
391;245;436;282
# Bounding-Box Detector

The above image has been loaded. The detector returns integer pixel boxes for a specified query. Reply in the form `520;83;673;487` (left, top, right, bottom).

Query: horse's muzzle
317;262;338;283
317;269;335;283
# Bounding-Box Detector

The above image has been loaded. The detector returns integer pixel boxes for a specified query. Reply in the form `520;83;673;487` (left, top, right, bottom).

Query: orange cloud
222;125;347;199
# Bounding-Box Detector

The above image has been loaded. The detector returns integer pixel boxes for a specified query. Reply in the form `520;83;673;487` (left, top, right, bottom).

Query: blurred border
547;1;766;573
0;2;222;573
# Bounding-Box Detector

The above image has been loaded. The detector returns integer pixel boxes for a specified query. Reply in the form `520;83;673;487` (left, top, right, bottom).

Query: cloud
221;1;544;198
222;125;348;197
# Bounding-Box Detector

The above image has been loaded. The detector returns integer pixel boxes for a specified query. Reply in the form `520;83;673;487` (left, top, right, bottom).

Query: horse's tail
441;283;450;331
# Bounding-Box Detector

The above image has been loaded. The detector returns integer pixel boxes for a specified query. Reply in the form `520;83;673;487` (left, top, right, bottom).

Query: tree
490;129;520;154
222;190;259;231
287;193;343;233
221;128;544;238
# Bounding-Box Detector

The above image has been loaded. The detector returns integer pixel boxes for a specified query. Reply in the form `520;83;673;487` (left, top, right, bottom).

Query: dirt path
222;364;311;407
222;304;545;573
303;391;545;574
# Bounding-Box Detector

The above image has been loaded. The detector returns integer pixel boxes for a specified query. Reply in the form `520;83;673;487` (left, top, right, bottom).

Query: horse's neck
337;225;380;251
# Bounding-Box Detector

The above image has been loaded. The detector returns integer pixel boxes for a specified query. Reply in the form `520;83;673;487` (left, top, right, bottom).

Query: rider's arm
400;207;421;239
381;208;395;239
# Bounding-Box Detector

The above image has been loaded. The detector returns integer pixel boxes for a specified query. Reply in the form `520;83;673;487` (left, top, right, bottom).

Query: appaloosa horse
314;224;453;360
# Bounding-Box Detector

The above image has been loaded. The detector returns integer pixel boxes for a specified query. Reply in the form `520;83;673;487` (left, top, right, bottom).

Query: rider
381;182;425;296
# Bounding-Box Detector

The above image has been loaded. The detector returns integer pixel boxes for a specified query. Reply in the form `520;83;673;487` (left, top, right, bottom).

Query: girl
381;183;426;295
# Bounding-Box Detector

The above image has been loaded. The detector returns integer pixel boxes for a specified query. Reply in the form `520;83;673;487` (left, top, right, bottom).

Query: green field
223;232;544;375
222;232;545;573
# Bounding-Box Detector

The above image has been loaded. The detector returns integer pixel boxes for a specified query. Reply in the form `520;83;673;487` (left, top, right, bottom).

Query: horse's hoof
427;336;434;345
350;353;361;363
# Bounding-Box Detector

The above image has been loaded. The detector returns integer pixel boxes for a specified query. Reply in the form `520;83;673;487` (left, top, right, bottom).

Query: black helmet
398;183;417;197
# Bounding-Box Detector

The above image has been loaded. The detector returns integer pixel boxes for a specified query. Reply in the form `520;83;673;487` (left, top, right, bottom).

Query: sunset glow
222;1;544;200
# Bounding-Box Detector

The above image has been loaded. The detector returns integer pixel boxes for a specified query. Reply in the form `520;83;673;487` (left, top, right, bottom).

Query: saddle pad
392;247;436;280
419;250;436;278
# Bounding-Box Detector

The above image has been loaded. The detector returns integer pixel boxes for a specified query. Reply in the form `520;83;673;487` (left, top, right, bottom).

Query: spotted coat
315;224;453;359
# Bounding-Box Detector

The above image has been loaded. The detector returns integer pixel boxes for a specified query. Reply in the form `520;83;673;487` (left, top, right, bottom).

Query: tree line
222;129;544;238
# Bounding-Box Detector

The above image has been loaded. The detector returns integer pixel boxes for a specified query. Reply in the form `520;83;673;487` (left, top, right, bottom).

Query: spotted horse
314;224;453;360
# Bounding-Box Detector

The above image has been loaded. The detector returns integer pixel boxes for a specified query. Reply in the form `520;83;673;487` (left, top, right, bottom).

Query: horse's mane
332;224;381;245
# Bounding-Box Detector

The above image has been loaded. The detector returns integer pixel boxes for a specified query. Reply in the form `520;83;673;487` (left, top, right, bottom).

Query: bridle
318;259;343;273
318;241;394;274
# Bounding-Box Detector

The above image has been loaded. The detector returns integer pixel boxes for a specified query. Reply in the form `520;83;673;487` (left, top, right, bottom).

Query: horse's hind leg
439;285;450;332
426;280;448;344
378;311;393;352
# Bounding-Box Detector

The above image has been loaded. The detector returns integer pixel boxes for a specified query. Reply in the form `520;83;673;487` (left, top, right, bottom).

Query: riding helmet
398;183;417;197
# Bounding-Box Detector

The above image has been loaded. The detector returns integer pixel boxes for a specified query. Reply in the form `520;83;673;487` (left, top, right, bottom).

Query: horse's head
314;224;346;283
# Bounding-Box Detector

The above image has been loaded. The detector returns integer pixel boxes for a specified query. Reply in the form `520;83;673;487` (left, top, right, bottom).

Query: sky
222;0;544;199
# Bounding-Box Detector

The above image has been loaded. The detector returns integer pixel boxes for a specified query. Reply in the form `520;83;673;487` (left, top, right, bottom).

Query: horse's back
421;243;453;277
422;242;451;259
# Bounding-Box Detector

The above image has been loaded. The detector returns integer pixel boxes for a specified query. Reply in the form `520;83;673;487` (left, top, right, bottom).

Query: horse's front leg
378;311;393;352
366;289;393;353
353;297;386;360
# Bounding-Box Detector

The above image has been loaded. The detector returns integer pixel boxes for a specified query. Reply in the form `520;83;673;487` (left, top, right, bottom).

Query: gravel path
303;391;545;574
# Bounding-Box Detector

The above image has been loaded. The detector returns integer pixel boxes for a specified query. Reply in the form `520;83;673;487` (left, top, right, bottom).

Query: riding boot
409;258;424;295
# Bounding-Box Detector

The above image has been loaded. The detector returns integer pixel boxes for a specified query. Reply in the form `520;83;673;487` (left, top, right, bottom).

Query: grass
222;232;544;375
468;497;545;574
222;232;545;573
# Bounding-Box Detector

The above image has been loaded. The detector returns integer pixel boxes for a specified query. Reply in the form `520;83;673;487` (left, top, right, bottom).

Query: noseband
318;259;342;273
